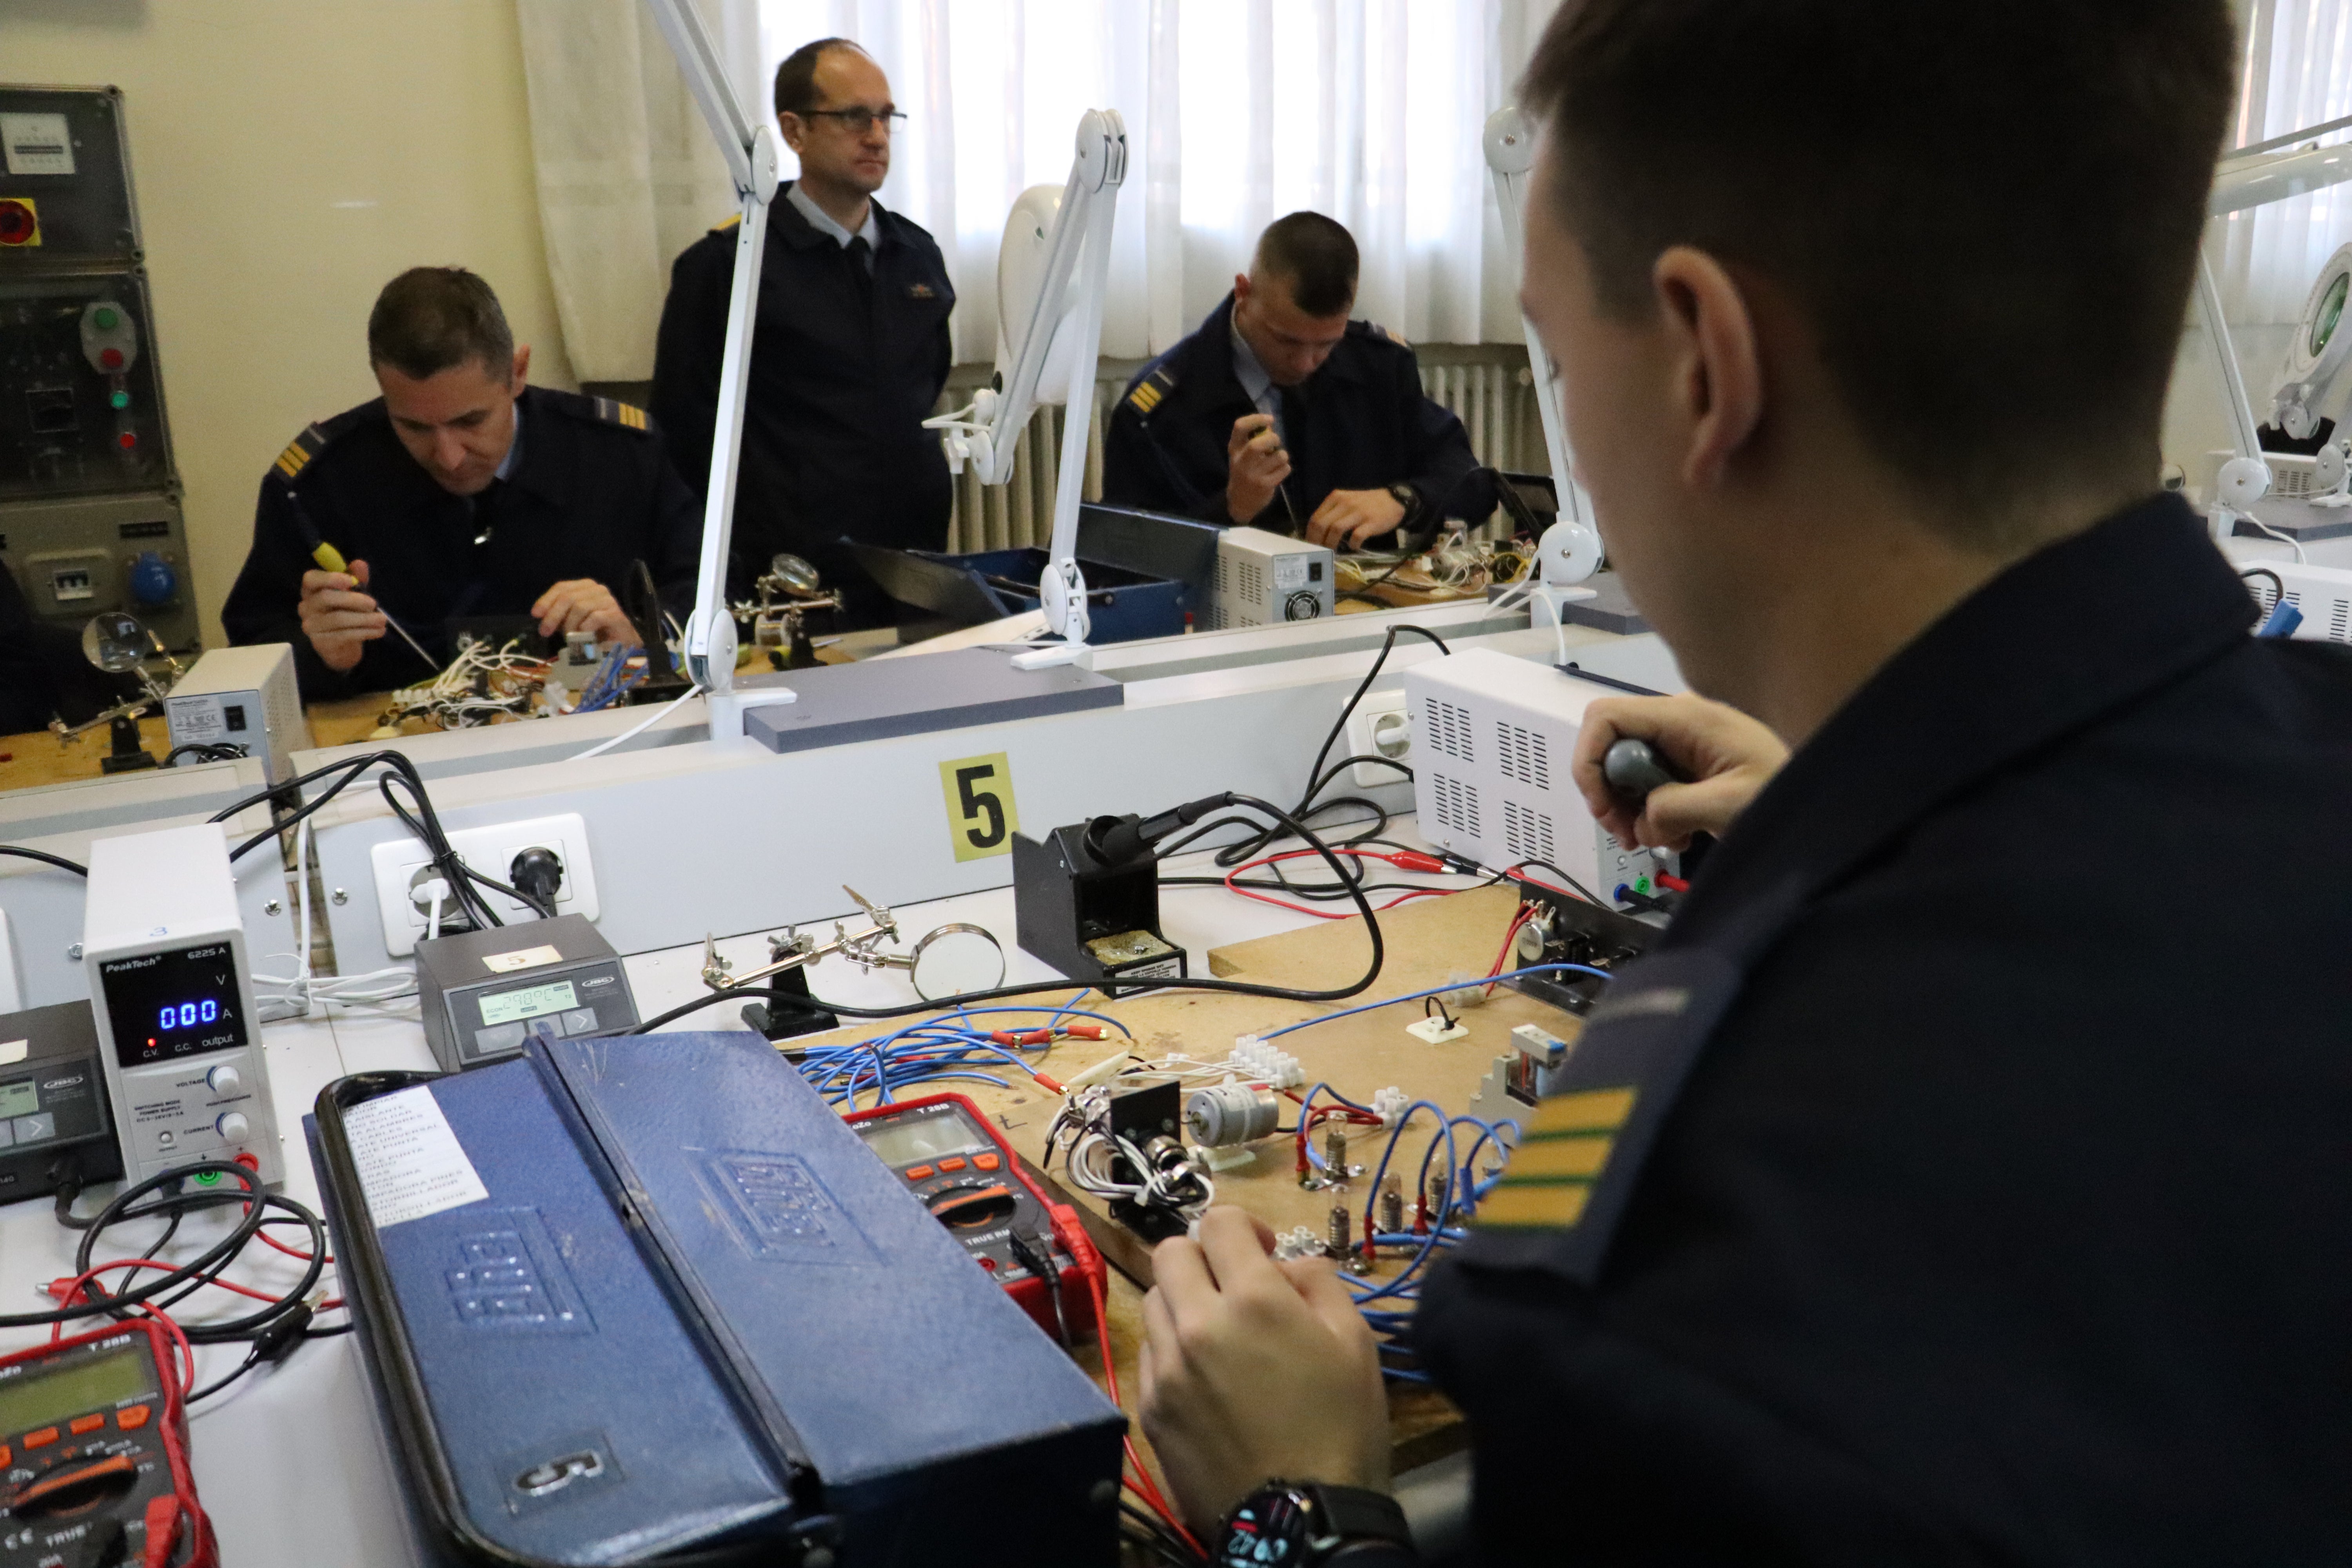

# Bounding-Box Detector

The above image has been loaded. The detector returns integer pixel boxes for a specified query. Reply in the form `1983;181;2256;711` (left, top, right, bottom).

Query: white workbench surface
0;820;1470;1565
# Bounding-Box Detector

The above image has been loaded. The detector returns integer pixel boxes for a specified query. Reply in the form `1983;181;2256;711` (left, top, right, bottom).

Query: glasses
798;105;906;134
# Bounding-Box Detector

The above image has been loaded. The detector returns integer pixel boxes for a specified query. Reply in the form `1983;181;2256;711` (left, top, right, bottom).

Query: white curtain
2216;1;2352;335
514;0;761;384
518;0;1565;380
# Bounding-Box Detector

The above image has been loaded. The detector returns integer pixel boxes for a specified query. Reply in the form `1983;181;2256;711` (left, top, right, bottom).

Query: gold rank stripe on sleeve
1476;1086;1639;1232
272;425;327;483
592;398;650;431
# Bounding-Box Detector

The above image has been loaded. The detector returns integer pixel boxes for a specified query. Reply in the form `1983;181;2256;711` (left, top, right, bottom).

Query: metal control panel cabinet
0;85;194;650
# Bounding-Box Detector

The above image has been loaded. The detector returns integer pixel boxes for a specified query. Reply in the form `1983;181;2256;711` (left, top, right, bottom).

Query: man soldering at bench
223;267;701;698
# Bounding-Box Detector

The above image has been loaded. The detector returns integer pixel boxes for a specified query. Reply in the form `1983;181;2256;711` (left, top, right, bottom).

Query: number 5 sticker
939;752;1020;862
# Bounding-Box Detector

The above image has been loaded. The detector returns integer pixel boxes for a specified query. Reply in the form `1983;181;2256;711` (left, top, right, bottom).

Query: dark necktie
847;235;875;296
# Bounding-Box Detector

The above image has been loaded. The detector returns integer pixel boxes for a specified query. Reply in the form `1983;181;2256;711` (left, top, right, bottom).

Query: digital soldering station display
96;944;247;1068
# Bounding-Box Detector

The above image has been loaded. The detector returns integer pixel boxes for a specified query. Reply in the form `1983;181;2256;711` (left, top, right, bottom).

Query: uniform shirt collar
786;181;882;252
1229;315;1279;421
492;397;523;483
1666;492;2255;954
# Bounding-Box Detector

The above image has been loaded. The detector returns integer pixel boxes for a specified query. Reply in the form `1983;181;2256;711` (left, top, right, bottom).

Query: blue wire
1255;962;1616;1040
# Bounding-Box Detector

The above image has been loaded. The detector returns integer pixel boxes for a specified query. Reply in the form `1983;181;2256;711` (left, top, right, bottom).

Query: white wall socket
368;812;600;957
1344;690;1412;787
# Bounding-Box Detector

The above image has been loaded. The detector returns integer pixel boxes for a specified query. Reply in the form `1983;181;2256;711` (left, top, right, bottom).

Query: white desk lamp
925;112;1129;670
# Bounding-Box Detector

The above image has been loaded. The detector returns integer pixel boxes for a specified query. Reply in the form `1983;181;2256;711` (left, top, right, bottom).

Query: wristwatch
1386;483;1423;530
1215;1480;1417;1566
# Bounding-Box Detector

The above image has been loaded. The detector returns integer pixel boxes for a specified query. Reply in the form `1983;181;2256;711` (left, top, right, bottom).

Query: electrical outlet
1345;690;1412;787
368;812;600;956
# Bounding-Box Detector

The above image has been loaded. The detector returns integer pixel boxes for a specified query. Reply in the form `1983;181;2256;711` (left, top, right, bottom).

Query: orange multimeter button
116;1406;150;1431
0;1444;13;1468
937;1157;967;1173
904;1164;934;1181
973;1153;1001;1171
67;1415;102;1436
23;1428;57;1450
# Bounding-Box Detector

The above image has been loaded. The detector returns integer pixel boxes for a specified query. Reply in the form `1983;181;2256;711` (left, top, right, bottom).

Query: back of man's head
367;267;515;383
774;37;864;116
1521;0;2236;539
1255;212;1359;319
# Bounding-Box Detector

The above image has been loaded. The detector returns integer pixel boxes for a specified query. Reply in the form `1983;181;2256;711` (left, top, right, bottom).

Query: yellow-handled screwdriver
286;489;438;670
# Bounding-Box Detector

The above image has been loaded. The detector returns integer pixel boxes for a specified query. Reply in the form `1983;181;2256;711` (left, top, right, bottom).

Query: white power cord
569;681;703;763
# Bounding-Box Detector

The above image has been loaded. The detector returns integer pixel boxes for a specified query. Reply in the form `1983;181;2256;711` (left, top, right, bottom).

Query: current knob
215;1111;250;1143
207;1065;241;1096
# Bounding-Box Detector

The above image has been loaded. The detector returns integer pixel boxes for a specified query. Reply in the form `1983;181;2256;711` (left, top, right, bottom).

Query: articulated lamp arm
644;0;784;736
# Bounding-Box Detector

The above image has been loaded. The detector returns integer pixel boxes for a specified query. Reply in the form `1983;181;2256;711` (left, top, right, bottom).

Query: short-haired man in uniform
223;267;700;698
652;37;954;623
1134;3;2352;1565
1102;212;1495;550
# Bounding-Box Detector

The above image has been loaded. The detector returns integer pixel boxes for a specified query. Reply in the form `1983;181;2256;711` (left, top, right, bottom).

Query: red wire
1485;901;1535;993
1086;1262;1204;1556
1221;848;1460;920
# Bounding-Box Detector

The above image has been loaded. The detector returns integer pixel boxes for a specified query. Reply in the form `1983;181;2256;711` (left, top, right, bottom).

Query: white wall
5;0;576;649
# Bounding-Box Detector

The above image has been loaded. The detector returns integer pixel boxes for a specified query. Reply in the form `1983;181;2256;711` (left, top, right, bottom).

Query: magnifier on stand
700;886;1009;1042
52;611;183;773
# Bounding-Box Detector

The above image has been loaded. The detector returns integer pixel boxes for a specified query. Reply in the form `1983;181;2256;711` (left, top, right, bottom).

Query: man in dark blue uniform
1102;212;1494;549
1134;3;2352;1565
651;37;954;622
223;268;701;699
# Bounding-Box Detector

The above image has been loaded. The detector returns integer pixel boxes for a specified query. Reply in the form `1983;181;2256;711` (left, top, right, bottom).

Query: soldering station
0;1;2334;1563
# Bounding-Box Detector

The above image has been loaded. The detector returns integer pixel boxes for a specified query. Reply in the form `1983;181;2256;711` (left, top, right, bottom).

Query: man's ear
1652;246;1763;491
777;112;806;156
1232;272;1253;308
510;344;532;393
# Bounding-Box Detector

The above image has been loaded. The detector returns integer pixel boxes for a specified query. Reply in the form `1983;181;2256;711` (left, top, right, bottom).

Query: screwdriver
286;488;438;670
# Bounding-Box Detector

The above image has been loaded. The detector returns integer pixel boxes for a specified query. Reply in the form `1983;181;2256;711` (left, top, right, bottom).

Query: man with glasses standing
652;37;954;622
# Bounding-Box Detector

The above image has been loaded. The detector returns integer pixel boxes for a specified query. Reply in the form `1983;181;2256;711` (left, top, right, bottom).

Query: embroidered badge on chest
907;282;936;299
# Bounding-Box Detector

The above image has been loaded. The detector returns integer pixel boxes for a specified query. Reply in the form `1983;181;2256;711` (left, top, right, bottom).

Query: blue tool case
309;1033;1124;1566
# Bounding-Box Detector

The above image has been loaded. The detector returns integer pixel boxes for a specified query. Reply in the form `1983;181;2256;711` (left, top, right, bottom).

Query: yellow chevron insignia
273;443;308;481
1476;1086;1638;1233
1528;1087;1637;1136
1127;383;1162;414
272;423;328;483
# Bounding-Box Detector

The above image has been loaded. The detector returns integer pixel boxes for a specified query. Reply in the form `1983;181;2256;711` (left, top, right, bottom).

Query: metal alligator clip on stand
702;886;1007;1042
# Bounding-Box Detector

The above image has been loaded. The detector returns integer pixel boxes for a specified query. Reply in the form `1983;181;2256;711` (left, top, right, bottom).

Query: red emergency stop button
0;200;35;247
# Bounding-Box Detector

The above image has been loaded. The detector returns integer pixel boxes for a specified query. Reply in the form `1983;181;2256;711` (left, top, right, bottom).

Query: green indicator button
109;390;129;410
93;307;118;330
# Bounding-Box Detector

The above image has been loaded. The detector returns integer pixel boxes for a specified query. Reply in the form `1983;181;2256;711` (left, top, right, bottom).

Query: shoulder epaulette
1356;319;1409;347
590;396;651;432
1125;364;1178;417
711;213;742;235
270;421;334;485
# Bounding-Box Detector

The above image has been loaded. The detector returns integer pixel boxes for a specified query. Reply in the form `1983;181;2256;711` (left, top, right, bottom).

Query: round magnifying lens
768;554;822;596
908;923;1006;1001
81;611;149;673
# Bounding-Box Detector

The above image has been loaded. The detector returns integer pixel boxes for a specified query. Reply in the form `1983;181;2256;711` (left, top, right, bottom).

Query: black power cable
0;845;88;878
626;795;1390;1035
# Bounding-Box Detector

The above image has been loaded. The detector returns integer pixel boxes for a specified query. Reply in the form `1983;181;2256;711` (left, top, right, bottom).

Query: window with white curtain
751;0;1563;364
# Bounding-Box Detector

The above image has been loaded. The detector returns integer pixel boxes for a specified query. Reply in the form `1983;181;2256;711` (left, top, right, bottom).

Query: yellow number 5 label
940;753;1019;862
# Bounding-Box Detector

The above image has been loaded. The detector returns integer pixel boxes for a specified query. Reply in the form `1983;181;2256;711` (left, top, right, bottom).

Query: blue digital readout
157;999;220;1031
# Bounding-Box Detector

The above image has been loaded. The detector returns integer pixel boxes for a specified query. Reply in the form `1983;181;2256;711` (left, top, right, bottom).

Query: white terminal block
1227;1035;1303;1090
80;823;281;1187
1372;1086;1409;1126
1403;646;1678;906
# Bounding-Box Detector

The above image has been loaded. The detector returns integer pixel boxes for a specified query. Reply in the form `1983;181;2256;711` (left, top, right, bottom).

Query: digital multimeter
0;1318;212;1567
845;1093;1103;1345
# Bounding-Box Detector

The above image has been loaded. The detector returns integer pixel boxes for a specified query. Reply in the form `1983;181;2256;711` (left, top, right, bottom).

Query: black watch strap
1308;1483;1416;1564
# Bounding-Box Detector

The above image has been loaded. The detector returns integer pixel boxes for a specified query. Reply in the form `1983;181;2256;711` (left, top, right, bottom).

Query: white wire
568;681;702;762
2239;512;2309;563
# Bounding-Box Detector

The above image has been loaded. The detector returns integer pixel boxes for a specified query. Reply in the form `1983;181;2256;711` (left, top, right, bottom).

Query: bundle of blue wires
1256;961;1614;1379
793;1003;1132;1108
572;646;647;713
